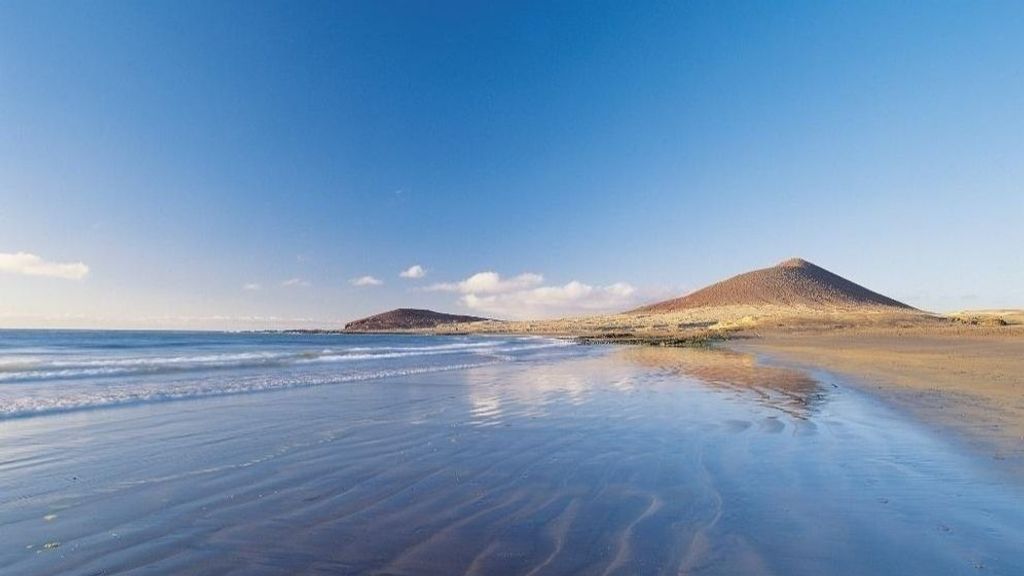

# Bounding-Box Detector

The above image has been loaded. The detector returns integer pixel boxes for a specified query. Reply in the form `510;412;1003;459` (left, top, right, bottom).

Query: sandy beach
463;317;1024;476
735;326;1024;472
414;294;1024;476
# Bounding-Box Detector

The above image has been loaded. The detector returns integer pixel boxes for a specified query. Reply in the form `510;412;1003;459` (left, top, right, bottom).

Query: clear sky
2;1;1022;329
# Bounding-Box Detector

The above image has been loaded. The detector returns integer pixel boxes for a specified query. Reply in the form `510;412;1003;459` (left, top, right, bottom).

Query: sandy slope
632;258;913;313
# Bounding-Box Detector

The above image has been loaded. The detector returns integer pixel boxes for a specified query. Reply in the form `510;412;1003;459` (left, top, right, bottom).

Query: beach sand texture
739;329;1024;469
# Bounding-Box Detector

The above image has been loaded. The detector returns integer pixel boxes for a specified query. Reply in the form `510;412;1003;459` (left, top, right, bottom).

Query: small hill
631;258;914;314
344;308;489;331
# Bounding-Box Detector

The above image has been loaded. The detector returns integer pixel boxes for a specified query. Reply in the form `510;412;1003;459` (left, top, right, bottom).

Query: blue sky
1;1;1022;328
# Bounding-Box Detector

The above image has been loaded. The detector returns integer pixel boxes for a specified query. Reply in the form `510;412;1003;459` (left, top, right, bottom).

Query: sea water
0;330;573;418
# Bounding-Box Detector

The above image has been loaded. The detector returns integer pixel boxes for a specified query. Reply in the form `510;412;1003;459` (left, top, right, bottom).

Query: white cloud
427;271;544;294
351;275;383;287
0;252;89;280
281;278;310;288
399;264;426;279
430;270;640;319
242;283;262;291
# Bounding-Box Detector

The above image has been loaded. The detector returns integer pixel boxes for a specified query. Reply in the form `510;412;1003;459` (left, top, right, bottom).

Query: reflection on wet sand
617;346;826;418
3;346;1024;575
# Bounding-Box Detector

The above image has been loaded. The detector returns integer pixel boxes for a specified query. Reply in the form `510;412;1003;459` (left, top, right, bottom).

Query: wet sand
3;345;1023;575
737;330;1024;471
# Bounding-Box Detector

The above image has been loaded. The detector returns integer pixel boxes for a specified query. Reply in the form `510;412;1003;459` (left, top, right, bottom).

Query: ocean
0;330;574;419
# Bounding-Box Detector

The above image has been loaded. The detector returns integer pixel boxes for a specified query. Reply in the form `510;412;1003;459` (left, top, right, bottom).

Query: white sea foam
0;338;569;383
0;361;504;419
0;334;578;418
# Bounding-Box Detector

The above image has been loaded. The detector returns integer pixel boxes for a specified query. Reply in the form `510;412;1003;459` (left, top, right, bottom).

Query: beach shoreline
387;312;1024;476
731;328;1024;474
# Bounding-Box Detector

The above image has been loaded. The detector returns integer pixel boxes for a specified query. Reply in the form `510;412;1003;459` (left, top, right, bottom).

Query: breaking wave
0;333;576;419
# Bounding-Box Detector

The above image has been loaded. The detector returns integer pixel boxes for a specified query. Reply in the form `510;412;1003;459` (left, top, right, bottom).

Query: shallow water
0;330;570;418
1;332;1022;575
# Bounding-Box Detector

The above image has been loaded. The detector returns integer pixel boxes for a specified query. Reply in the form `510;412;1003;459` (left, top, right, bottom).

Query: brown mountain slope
344;308;490;331
631;258;914;314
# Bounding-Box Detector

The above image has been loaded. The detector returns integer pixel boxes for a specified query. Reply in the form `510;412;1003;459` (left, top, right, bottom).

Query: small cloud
242;283;262;291
400;264;427;279
0;252;89;280
351;275;383;287
427;271;544;294
282;278;310;288
459;281;638;318
429;270;640;318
